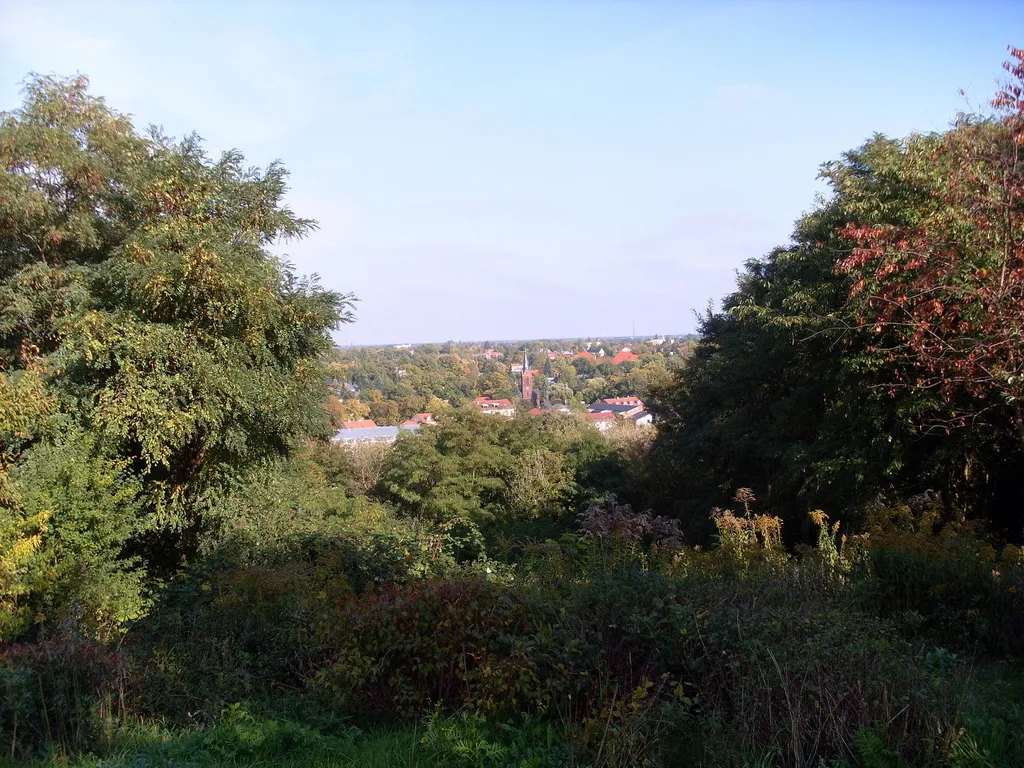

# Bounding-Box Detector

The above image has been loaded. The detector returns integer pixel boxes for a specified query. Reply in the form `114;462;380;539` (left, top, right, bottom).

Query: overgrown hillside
4;49;1024;767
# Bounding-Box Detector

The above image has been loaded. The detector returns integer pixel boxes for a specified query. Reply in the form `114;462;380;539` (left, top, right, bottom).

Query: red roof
474;397;514;409
611;350;639;365
401;419;419;427
573;351;597;361
528;407;550;415
413;412;435;423
342;419;378;429
585;412;616;422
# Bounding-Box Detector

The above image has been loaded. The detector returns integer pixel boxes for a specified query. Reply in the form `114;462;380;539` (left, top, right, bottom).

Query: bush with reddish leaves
0;632;129;759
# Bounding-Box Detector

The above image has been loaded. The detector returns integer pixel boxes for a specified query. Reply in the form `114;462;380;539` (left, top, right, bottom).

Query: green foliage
854;494;1024;655
0;74;353;586
649;127;1024;538
647;172;923;536
130;512;458;722
1;709;422;768
420;710;570;768
0;368;54;637
309;577;585;717
378;411;621;529
12;51;1024;768
8;437;149;638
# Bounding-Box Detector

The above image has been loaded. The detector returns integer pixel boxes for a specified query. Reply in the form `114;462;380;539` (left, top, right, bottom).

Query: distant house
573;351;597;362
584;412;616;432
472;396;516;418
631;411;654;426
342;419;378;429
601;396;645;409
510;362;524;374
528;407;551;416
402;413;436;427
611;348;639;365
587;402;644;418
481;349;504;360
333;423;420;446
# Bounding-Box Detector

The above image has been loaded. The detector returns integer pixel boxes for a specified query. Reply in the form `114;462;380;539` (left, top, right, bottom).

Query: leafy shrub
858;494;1024;654
419;709;571;768
566;676;673;768
577;495;684;548
528;513;957;766
130;485;472;722
3;438;149;643
670;563;949;766
309;577;589;716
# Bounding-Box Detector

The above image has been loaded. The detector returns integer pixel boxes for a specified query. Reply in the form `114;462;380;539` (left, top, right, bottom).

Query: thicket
5;50;1024;767
6;494;1024;765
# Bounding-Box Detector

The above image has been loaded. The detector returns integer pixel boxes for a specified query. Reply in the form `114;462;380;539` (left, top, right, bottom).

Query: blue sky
0;1;1017;344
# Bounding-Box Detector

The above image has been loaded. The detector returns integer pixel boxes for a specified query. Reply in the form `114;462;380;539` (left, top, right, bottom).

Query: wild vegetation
4;49;1024;767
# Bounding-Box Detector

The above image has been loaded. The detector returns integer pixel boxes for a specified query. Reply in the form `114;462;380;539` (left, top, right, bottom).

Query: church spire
521;349;534;404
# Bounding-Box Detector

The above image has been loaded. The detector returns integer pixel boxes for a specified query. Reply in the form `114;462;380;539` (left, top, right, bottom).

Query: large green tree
0;76;353;613
647;137;952;537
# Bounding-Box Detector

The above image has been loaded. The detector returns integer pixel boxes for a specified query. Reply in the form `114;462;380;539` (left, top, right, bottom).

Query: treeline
327;339;689;424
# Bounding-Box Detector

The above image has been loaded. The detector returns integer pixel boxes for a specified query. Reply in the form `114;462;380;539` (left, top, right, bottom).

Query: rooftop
587;403;639;414
333;424;420;441
342;419;378;429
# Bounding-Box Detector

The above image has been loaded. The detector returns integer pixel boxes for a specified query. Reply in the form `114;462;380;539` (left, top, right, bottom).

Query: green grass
2;707;572;768
2;715;424;768
9;660;1024;768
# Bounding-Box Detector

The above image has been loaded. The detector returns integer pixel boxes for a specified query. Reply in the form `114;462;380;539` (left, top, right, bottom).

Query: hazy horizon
1;1;1016;344
336;332;698;349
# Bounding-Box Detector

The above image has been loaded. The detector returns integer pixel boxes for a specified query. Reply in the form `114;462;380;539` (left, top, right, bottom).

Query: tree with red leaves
838;47;1024;445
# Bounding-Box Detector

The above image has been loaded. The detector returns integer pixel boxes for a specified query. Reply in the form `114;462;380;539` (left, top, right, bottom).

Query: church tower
521;351;534;405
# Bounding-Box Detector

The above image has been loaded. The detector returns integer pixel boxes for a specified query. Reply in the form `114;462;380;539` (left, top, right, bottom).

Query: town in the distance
327;336;696;445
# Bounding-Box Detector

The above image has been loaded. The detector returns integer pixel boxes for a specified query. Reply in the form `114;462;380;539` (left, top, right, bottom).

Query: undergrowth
6;495;1024;767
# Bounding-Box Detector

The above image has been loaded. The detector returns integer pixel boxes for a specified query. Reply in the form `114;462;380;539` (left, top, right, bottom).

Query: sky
0;1;1018;344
